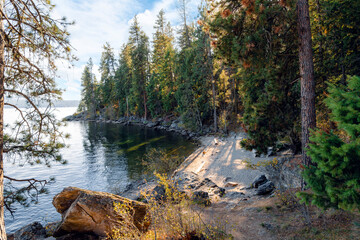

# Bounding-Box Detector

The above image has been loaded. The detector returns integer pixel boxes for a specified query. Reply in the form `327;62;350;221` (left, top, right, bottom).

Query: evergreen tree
300;76;360;211
114;44;132;117
0;0;74;237
311;0;360;86
129;16;150;118
177;0;192;49
80;58;97;119
99;43;116;107
207;0;301;154
175;12;213;131
310;0;360;130
148;10;176;117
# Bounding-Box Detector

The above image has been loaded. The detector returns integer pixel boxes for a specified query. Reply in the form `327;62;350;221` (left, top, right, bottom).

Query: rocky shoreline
7;130;302;239
64;112;216;140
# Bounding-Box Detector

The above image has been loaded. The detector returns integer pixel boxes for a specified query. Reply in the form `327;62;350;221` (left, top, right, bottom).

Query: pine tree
208;0;301;154
175;12;213;131
0;0;74;237
148;10;176;117
114;44;132;117
311;0;360;85
177;0;192;49
80;58;97;119
129;16;150;118
99;43;116;109
298;0;317;168
300;76;360;211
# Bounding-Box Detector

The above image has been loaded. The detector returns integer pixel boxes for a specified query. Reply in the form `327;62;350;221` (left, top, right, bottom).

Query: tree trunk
211;74;217;132
297;0;316;168
0;0;6;238
144;93;147;120
207;40;217;132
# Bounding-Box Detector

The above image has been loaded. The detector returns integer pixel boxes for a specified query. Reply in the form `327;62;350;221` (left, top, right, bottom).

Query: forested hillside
78;0;359;158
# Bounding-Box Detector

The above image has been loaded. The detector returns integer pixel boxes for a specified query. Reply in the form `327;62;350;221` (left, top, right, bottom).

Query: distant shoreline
4;100;79;108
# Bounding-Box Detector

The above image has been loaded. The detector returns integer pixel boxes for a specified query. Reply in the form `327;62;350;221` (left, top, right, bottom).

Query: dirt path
173;132;360;240
173;132;280;239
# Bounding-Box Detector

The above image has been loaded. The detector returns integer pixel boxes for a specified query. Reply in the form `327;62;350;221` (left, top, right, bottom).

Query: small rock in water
256;181;275;195
13;222;46;240
44;222;60;237
252;174;268;188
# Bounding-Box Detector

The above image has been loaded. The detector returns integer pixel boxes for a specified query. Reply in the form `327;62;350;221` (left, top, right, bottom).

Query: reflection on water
4;108;196;233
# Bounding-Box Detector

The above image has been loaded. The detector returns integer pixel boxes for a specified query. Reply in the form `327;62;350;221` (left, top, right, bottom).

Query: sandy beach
175;132;274;193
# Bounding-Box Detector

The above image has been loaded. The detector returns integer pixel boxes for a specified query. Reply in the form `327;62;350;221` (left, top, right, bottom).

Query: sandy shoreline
174;132;273;194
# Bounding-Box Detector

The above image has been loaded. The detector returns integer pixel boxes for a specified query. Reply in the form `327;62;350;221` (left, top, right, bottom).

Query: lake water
4;107;197;233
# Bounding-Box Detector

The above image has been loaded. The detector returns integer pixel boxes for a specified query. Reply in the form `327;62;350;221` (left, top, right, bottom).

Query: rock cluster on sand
173;171;226;204
251;175;275;195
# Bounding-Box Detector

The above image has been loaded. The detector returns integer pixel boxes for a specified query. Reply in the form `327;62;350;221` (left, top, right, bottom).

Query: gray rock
44;222;60;237
151;185;166;201
195;178;218;189
146;122;156;128
256;181;275;195
170;122;178;129
224;177;232;182
213;187;226;197
225;192;245;199
192;191;211;206
261;223;275;231
260;155;302;190
175;172;225;198
13;222;46;240
252;174;268;188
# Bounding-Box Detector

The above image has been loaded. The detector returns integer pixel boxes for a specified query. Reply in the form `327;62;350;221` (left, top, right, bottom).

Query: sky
52;0;202;100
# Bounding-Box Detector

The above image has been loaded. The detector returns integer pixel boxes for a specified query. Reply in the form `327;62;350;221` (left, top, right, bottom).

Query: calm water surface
4;107;196;233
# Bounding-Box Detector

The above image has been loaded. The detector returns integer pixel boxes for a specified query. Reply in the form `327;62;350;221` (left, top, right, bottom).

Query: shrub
142;148;184;175
110;173;233;239
299;76;360;211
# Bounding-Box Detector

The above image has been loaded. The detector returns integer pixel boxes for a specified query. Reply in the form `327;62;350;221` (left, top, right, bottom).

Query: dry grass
198;189;360;240
271;203;360;240
109;173;234;240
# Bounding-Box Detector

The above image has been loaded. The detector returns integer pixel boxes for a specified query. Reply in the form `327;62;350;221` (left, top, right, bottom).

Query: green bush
299;76;360;211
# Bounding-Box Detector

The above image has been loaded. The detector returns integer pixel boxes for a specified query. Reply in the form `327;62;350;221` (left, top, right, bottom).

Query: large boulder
260;155;302;190
52;187;150;238
256;181;275;195
251;174;268;188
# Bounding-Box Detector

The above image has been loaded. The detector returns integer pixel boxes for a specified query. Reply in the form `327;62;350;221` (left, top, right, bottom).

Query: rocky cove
7;125;303;239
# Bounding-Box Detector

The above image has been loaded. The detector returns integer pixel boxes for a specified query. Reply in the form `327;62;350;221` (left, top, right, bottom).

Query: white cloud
52;0;201;100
